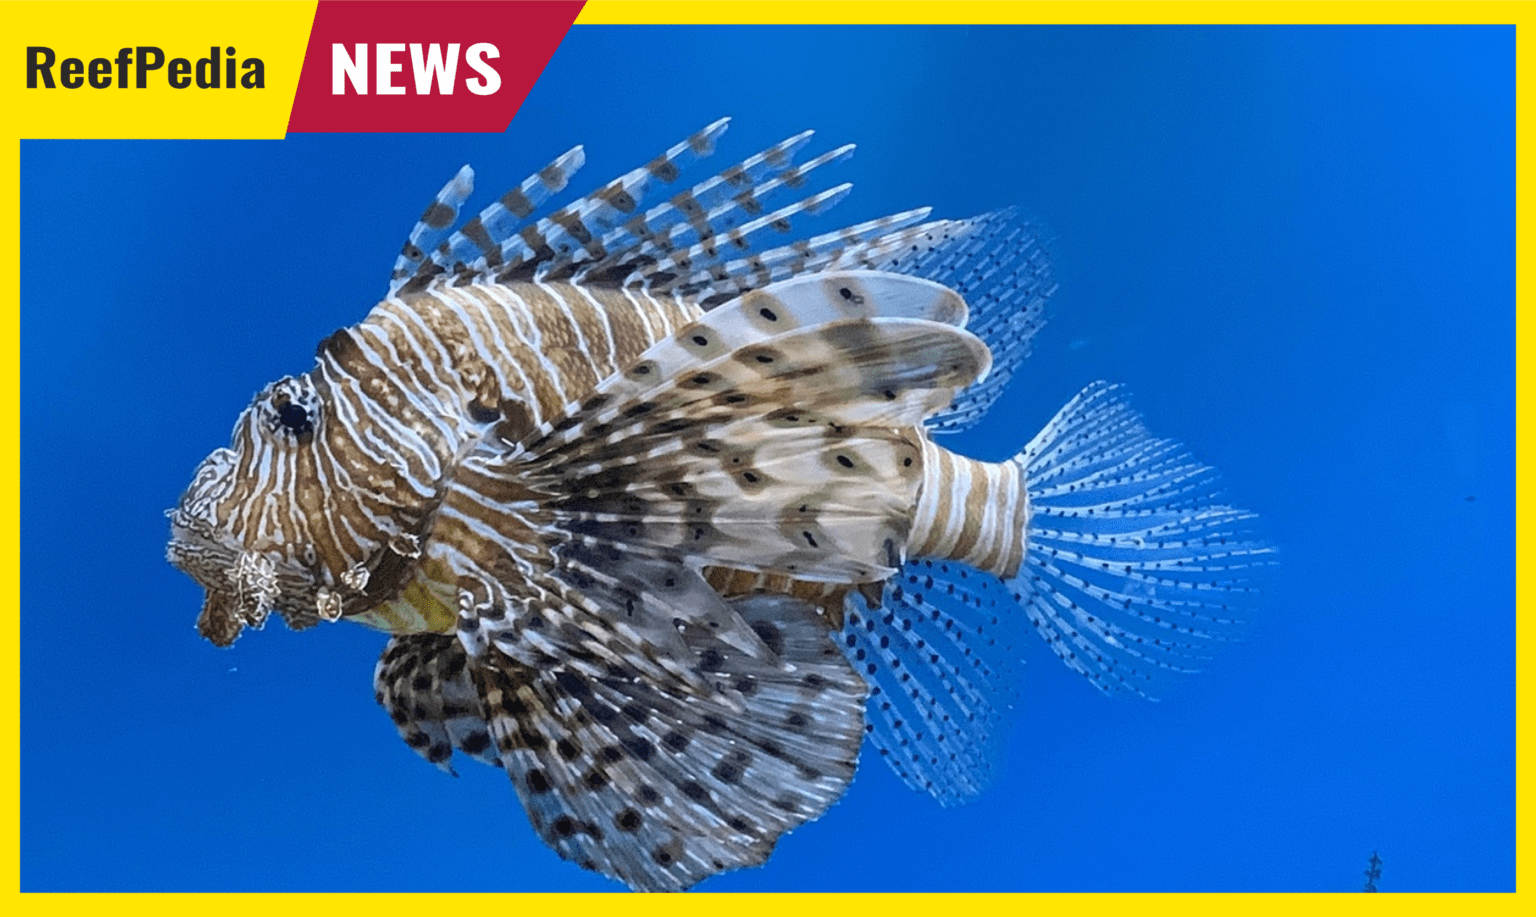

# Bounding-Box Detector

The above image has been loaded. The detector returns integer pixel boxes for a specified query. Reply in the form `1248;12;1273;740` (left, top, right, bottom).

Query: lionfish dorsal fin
388;144;588;296
657;207;938;307
406;118;732;292
571;135;856;285
392;125;1056;431
432;145;587;279
388;164;475;295
889;209;1057;434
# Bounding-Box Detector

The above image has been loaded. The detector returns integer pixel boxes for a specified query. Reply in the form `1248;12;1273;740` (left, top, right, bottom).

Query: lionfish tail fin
1007;381;1274;698
857;375;1273;802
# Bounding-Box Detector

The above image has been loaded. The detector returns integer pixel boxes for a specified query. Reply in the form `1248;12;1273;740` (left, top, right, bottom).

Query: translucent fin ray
1007;382;1273;698
389;165;477;296
841;560;1022;804
569;135;855;284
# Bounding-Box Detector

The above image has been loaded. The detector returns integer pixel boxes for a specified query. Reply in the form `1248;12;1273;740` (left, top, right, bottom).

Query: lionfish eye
277;401;312;434
269;389;315;436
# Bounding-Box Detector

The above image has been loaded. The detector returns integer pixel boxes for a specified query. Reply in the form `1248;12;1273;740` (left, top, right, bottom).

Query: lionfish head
166;371;426;646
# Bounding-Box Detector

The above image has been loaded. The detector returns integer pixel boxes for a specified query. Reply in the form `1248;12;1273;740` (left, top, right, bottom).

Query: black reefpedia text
26;46;265;89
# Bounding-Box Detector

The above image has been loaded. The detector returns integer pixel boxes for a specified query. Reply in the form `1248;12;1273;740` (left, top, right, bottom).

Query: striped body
908;441;1028;578
330;281;1023;637
339;281;704;634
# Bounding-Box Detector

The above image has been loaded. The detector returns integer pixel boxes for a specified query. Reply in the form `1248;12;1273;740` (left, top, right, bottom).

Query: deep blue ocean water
20;25;1514;892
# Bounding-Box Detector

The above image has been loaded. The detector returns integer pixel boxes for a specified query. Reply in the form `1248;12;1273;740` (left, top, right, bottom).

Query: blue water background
19;25;1514;891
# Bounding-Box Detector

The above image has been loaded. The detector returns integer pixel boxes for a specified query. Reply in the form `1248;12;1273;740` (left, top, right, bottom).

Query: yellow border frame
3;0;1525;910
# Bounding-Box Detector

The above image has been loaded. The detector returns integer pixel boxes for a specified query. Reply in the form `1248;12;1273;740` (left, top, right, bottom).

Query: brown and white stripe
905;437;1029;578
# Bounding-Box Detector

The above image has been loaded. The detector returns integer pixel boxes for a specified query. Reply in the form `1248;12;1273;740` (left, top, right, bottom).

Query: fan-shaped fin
441;278;992;711
488;307;991;583
473;594;866;891
1008;382;1273;698
840;560;1022;805
523;271;989;454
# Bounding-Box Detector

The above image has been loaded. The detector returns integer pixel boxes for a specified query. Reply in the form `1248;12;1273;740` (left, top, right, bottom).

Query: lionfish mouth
164;470;315;643
168;496;431;647
166;514;293;646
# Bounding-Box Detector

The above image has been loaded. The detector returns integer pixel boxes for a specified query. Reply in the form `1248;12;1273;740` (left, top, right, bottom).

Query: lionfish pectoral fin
1006;382;1275;699
437;472;780;692
729;269;971;329
472;593;867;892
374;633;498;774
494;274;991;585
547;541;779;664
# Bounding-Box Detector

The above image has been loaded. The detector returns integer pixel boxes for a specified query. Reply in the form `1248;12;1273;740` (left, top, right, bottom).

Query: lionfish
166;118;1268;891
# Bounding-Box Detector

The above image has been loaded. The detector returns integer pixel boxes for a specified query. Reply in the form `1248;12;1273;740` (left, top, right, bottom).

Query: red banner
287;0;584;133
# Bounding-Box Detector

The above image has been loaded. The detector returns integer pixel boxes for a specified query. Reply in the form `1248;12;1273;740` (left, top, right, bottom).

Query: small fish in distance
166;118;1271;891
